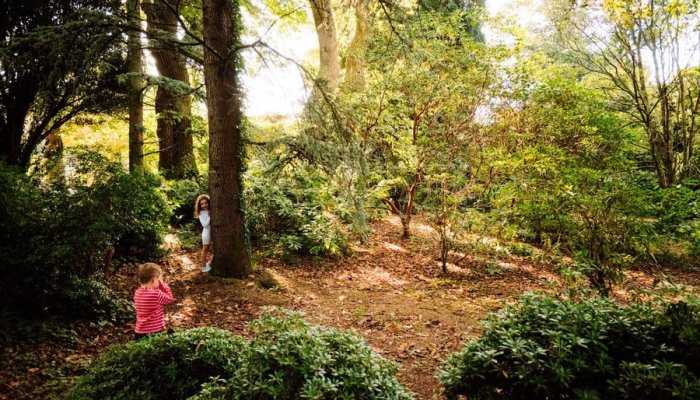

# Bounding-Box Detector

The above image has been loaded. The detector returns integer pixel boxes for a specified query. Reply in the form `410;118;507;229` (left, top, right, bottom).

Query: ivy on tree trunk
202;0;252;278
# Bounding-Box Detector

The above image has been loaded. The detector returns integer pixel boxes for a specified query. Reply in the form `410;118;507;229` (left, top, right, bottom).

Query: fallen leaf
385;325;401;334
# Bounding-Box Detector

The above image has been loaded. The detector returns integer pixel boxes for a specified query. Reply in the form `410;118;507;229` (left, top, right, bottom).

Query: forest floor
3;215;700;400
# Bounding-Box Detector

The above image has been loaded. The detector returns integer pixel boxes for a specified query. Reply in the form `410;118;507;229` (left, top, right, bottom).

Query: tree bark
0;102;31;168
344;0;369;92
127;0;144;172
143;0;197;179
309;0;339;93
381;179;419;240
202;0;252;278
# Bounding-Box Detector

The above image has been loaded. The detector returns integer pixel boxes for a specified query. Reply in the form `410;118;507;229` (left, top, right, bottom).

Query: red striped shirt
134;282;174;334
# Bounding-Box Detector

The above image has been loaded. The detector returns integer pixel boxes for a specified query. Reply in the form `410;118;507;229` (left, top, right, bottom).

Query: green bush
89;162;171;261
655;184;700;233
653;183;700;257
56;275;133;321
502;165;653;294
192;311;414;400
507;241;534;257
0;151;169;319
438;294;700;400
67;313;413;400
245;164;347;257
163;178;203;226
67;328;247;400
177;220;203;251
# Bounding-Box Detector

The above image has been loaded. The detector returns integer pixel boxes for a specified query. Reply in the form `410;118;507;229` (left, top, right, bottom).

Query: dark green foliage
67;328;247;400
55;275;133;321
0;0;126;168
245;165;347;256
655;185;700;231
67;314;413;400
652;183;700;256
82;155;171;261
0;152;169;319
438;294;700;400
163;178;203;226
177;221;204;251
192;312;414;399
166;178;208;251
0;309;80;346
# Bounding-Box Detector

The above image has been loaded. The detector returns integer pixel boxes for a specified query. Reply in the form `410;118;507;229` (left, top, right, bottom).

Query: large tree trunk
143;0;197;179
202;0;252;278
344;0;369;92
309;0;339;93
127;0;144;172
0;82;39;169
0;117;27;169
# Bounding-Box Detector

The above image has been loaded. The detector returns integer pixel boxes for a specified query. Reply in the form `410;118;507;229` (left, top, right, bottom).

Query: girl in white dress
194;194;212;272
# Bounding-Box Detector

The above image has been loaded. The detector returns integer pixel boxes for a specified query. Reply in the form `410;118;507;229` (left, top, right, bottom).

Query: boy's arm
157;281;175;305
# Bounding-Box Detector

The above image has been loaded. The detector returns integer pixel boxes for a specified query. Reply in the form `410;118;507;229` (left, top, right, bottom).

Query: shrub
653;183;700;257
503;166;653;295
438;294;700;400
163;178;202;226
655;184;700;234
192;311;414;400
245;164;347;257
67;313;414;400
56;275;133;321
89;163;171;261
0;151;169;319
507;241;534;257
66;328;247;400
177;220;203;251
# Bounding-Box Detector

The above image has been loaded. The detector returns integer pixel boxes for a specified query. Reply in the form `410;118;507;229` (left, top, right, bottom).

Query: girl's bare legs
201;244;211;269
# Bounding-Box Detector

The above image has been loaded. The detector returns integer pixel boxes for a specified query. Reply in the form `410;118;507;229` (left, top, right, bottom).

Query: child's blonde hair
137;263;163;285
194;194;210;217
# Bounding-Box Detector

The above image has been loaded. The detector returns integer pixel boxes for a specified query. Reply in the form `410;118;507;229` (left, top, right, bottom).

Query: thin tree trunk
309;0;339;93
143;0;197;179
345;0;369;92
127;0;144;172
354;147;370;242
202;0;251;278
381;171;419;240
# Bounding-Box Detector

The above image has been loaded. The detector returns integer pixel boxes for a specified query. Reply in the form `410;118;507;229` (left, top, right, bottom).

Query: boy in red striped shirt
134;263;174;340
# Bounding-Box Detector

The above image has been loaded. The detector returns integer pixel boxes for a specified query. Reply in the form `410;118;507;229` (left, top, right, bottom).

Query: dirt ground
2;215;699;399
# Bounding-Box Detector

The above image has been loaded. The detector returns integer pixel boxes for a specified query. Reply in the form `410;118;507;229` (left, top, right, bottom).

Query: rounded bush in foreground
67;313;414;399
66;327;247;400
193;312;414;400
437;294;700;400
